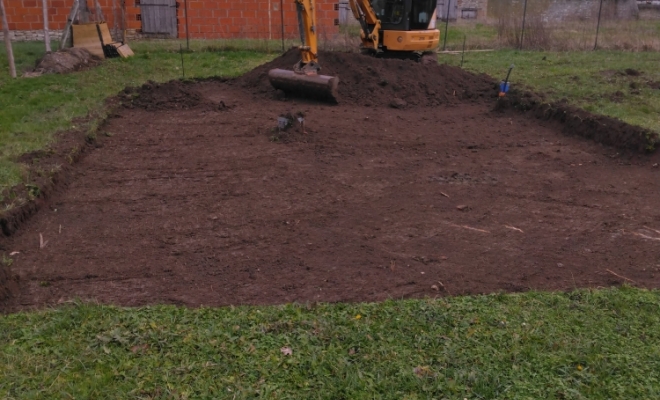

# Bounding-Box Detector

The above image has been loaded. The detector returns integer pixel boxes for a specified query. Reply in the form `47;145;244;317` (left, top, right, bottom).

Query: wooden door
140;0;177;37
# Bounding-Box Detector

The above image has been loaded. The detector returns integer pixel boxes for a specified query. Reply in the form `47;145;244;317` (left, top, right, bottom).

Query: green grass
439;49;660;133
0;40;275;192
1;288;659;398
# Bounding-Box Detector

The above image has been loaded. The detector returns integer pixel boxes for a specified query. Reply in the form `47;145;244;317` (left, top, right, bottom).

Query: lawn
2;288;660;399
438;49;660;134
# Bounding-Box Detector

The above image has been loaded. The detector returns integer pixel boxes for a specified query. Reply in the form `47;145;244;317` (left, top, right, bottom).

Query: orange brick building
0;0;340;41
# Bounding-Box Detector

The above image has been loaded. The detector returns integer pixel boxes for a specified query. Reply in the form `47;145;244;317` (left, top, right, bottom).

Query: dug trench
1;50;660;311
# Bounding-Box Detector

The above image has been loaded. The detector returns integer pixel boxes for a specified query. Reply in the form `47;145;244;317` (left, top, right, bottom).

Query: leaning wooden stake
42;0;51;52
94;0;105;21
60;0;79;49
0;0;16;78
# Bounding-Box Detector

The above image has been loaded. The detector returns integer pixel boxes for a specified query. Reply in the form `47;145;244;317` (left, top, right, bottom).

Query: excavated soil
2;51;660;311
236;49;497;107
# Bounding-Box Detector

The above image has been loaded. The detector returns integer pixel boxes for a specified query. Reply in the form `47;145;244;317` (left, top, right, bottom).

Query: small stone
431;284;439;291
653;163;658;168
456;205;469;211
557;263;564;268
390;98;407;109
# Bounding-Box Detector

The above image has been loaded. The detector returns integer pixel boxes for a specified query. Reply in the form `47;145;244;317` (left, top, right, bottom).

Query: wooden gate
140;0;177;37
437;0;457;21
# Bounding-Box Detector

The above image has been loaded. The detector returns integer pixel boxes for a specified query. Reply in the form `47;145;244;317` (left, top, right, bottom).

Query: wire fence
1;0;659;53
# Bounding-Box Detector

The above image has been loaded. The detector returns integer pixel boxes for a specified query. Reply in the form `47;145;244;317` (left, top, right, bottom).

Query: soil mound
122;80;232;111
123;80;203;111
32;48;102;75
237;49;497;106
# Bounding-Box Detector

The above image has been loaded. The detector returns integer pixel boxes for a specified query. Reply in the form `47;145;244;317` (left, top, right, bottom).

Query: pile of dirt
32;48;102;75
237;49;497;107
122;80;232;111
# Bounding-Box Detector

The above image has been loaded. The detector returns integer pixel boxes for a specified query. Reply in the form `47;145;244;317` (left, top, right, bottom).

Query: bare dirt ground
2;52;660;311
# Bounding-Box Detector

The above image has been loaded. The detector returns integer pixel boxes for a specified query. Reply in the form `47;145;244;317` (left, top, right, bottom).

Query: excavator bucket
268;68;339;103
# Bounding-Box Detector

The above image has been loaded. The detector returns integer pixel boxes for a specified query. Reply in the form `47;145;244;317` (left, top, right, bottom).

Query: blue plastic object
499;81;510;94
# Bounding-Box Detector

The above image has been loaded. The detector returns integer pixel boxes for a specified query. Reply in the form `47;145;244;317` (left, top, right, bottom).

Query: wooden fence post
42;0;51;52
0;0;17;78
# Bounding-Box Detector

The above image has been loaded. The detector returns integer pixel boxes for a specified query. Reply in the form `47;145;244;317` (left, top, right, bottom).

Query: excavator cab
351;0;440;56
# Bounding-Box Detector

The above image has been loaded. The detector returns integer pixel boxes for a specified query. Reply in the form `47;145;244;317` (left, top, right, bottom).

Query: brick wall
0;0;339;41
0;0;122;31
182;0;338;39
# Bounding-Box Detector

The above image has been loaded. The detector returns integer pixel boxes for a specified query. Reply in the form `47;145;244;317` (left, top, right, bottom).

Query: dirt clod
390;98;408;109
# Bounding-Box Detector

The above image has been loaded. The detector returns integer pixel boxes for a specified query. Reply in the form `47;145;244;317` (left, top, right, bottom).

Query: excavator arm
348;0;381;51
293;0;321;74
267;0;339;102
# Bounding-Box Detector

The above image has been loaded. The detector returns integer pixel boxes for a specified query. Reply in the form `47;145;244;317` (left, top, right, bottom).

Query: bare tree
42;0;51;52
0;0;16;78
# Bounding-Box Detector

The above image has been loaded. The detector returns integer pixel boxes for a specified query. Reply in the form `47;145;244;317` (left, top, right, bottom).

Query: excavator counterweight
268;0;339;103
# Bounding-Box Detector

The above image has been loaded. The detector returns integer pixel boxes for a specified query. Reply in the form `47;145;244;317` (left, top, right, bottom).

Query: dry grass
496;16;552;50
454;19;660;52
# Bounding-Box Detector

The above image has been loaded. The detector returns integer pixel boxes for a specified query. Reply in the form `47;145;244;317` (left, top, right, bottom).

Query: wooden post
0;0;16;78
78;0;90;23
60;0;80;49
112;0;118;40
42;0;51;52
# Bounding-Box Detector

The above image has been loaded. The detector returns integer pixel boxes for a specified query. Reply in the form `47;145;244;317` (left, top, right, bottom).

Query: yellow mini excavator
268;0;441;103
350;0;440;58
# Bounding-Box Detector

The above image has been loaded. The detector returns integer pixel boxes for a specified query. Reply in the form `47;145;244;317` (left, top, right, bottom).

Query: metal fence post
520;0;528;50
594;0;604;50
442;0;450;51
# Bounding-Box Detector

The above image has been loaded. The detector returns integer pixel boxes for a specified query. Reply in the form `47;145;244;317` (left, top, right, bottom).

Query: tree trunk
0;0;16;78
42;0;51;52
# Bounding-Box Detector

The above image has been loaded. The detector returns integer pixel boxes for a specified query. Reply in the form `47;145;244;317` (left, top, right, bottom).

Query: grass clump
1;287;660;398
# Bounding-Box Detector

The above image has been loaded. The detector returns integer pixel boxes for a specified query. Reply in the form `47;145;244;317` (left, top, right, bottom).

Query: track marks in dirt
3;81;660;310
